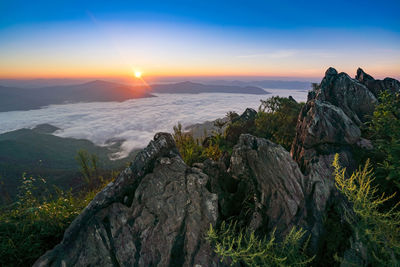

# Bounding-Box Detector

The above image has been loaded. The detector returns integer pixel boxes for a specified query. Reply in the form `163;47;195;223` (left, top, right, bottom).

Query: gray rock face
228;135;307;236
34;133;222;267
34;131;314;267
232;108;257;123
317;67;377;125
356;67;400;97
291;67;400;255
291;67;387;173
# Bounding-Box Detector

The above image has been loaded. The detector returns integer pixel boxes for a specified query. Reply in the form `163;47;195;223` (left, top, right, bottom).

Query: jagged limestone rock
356;67;400;97
291;67;400;259
228;134;307;236
291;67;395;173
34;133;222;267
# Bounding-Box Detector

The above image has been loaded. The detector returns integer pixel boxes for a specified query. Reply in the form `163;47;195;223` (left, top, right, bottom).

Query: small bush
173;123;206;165
202;142;222;161
365;90;400;194
173;123;224;165
76;149;104;189
207;221;314;266
255;96;304;150
0;170;116;266
225;119;255;147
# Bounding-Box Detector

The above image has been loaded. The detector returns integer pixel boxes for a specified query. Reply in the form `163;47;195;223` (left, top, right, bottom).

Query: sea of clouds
0;89;308;159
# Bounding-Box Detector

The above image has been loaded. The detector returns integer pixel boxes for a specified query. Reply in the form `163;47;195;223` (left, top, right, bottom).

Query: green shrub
366;90;400;194
207;221;314;266
225;118;256;147
317;204;352;266
255;96;304;150
173;123;225;165
0;176;83;266
76;149;104;189
202;141;222;161
0;168;116;266
173;123;206;165
333;154;400;266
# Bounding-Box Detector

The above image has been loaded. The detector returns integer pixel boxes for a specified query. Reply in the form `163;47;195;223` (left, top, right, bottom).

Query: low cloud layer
0;90;307;158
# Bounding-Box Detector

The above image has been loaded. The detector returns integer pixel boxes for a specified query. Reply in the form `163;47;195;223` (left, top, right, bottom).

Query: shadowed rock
291;67;394;173
228;134;307;236
291;67;400;257
34;133;222;267
356;67;400;97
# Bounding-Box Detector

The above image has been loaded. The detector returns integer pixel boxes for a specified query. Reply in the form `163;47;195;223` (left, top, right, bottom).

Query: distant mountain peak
176;81;201;86
81;80;124;87
32;124;60;134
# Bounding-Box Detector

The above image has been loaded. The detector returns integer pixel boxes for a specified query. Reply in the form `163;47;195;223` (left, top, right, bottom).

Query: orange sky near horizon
1;66;399;81
1;21;399;81
1;0;400;83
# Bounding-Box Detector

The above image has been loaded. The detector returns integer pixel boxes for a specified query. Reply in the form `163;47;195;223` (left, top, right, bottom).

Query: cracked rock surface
34;133;221;267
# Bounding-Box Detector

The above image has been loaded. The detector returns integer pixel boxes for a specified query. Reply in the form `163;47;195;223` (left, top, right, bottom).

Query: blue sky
1;0;399;79
2;0;400;30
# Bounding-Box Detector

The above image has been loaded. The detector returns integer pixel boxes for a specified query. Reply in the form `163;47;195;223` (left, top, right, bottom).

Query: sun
134;71;142;78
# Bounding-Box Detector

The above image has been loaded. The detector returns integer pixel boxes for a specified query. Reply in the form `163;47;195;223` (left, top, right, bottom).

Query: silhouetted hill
0;81;153;112
148;81;269;94
0;80;268;112
206;79;312;90
0;78;92;88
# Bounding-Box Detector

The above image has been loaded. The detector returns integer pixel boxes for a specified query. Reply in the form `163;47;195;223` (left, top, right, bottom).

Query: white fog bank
0;89;308;158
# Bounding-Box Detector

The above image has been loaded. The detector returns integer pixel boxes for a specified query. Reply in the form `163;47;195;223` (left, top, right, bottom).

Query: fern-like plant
206;221;314;266
333;154;400;266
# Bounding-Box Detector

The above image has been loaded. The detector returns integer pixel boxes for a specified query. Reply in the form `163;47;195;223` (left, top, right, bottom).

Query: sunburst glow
135;71;142;78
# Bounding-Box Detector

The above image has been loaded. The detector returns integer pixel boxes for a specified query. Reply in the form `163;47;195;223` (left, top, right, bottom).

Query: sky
1;0;399;80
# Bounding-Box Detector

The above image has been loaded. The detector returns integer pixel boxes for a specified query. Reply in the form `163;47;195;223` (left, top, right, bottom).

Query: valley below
0;88;306;204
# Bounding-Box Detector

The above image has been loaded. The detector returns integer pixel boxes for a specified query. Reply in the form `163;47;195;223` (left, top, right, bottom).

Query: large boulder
34;133;222;267
227;134;307;237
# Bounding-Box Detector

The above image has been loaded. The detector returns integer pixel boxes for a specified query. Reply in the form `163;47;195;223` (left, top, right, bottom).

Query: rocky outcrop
34;133;222;267
291;67;387;173
34;128;314;267
356;67;400;97
233;108;257;123
227;135;307;236
291;67;400;257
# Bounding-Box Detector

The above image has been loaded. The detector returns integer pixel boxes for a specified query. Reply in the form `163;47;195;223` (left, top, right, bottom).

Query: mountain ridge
0;80;268;112
0;81;153;112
